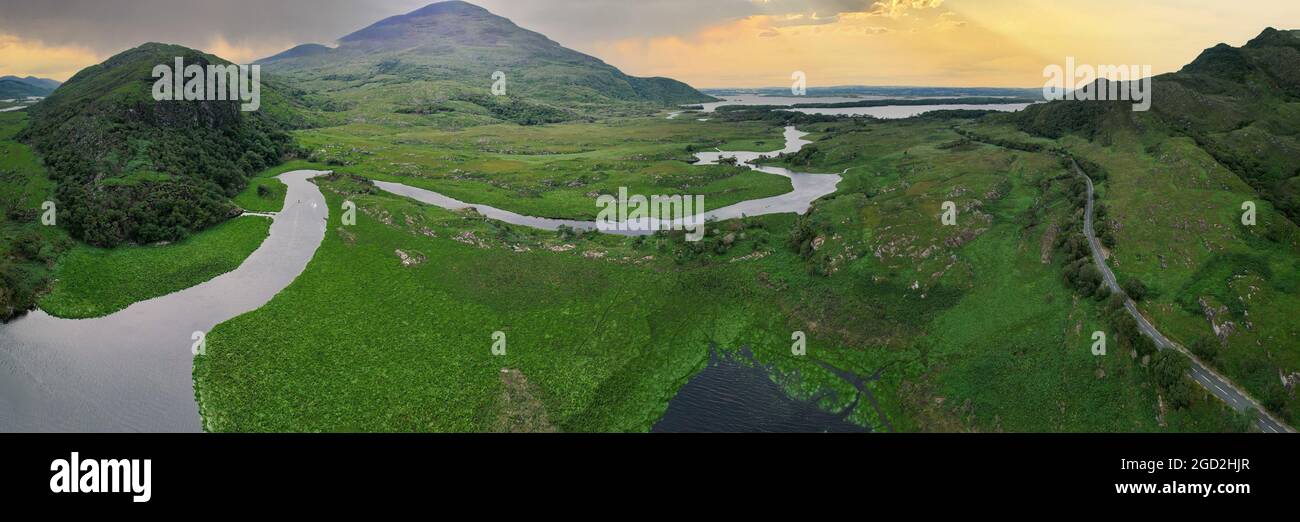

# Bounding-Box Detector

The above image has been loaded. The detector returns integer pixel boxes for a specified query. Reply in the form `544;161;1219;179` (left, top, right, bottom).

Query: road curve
1073;159;1293;433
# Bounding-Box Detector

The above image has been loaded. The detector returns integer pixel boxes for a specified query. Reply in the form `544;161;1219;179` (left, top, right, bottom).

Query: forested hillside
1012;28;1300;221
23;43;303;247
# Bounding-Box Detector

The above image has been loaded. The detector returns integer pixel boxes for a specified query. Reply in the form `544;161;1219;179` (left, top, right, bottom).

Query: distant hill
259;1;713;123
703;86;1046;99
256;43;334;64
1012;28;1300;221
22;43;302;247
0;76;61;98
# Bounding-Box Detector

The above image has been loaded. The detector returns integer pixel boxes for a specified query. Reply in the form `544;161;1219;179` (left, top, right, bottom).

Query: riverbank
373;126;841;232
0;170;330;432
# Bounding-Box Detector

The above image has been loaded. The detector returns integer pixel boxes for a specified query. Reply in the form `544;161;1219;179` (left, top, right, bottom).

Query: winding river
0;124;843;433
374;126;841;233
0;171;330;432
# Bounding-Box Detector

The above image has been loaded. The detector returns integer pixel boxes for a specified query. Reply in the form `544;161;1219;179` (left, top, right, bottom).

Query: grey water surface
0;170;330;432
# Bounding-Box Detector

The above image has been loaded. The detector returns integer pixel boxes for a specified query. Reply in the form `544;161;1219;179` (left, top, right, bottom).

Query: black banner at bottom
1;434;1290;510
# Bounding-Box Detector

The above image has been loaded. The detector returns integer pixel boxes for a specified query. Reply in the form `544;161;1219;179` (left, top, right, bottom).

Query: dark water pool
653;347;872;433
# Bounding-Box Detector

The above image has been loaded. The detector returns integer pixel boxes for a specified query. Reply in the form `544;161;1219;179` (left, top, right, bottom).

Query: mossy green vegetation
0;111;70;320
231;160;333;213
294;118;795;219
1062;128;1300;426
39;216;271;318
232;177;287;213
194;114;1249;432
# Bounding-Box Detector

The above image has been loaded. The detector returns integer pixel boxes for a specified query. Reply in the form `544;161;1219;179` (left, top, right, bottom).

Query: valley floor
191;115;1264;432
4;109;1287;432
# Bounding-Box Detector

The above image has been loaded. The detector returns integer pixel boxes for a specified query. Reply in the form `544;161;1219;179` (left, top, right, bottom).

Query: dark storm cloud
0;0;902;57
0;0;434;52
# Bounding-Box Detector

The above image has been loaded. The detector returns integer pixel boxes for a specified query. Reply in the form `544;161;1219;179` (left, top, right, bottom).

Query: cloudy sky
1;0;1298;87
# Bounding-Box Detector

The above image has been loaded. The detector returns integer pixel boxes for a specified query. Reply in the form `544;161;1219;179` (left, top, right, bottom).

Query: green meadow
192;115;1247;432
1061;124;1300;426
39;216;271;318
293;118;795;219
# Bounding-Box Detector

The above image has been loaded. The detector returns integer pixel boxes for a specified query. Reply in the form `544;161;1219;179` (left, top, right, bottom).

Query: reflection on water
653;346;869;433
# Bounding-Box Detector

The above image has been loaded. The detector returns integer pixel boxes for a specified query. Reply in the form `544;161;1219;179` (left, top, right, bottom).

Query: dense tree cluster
21;44;298;247
1011;99;1113;140
402;93;575;126
1151;349;1194;410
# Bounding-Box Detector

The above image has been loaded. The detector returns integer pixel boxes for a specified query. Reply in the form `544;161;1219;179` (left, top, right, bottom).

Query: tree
1151;350;1189;389
1189;336;1219;362
1122;277;1150;301
1151;351;1193;410
1164;380;1194;410
1076;263;1102;296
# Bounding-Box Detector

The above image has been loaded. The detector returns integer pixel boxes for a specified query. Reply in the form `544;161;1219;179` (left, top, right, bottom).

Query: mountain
0;76;61;98
256;43;334;64
22;43;302;247
259;1;712;122
1012;28;1300;221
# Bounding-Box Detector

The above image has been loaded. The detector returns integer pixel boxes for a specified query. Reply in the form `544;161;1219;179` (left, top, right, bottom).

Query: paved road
1073;160;1292;433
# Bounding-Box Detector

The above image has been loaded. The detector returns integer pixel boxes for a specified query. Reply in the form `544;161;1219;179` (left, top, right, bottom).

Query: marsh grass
39;216;271;318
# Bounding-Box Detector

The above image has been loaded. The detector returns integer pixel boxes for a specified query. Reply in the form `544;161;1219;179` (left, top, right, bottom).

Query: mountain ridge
257;0;713;115
1011;27;1300;221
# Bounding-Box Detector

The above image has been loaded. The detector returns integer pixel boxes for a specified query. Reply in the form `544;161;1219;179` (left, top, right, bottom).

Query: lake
653;346;869;433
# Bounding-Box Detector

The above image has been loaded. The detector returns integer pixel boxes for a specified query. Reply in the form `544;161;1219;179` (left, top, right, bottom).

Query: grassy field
193;115;1249;432
962;117;1300;427
1065;124;1300;426
293;118;796;220
234;178;287;213
39;216;271;318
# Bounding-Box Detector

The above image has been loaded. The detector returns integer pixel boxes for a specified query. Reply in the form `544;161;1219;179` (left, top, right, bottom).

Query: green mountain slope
0;76;59;98
258;1;713;124
1013;28;1300;220
992;27;1300;427
22;43;303;247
